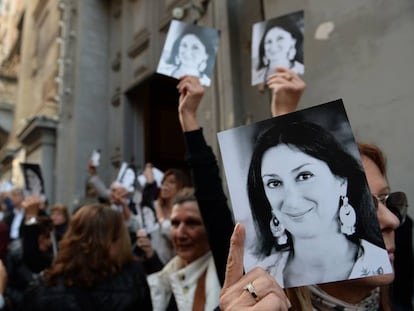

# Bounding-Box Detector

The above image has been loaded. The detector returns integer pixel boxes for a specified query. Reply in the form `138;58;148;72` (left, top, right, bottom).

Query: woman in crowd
177;70;405;310
22;204;152;311
49;204;69;245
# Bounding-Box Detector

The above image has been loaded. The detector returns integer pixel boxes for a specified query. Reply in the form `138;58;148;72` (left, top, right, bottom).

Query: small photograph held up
20;163;46;199
157;20;220;87
217;99;392;288
251;10;304;86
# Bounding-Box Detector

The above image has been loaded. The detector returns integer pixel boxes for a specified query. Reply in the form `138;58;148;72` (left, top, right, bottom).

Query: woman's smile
284;206;314;219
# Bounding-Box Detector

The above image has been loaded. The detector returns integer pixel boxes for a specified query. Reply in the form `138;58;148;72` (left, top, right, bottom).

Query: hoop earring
270;215;289;250
287;46;296;61
339;195;356;235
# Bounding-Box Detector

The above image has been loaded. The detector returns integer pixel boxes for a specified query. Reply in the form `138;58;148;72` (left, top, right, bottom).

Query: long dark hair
247;121;384;257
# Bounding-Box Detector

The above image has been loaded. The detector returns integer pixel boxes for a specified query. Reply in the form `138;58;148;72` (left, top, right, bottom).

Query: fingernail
234;223;240;235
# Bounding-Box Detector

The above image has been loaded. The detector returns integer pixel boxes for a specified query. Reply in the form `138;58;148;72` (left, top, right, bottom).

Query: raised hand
136;229;154;259
219;223;291;311
267;67;306;117
177;75;205;132
143;163;155;184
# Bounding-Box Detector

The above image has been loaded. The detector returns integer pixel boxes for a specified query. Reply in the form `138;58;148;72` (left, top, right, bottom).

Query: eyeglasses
372;192;408;225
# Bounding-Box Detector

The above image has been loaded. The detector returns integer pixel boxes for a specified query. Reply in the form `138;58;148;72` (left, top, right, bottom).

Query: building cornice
17;115;58;147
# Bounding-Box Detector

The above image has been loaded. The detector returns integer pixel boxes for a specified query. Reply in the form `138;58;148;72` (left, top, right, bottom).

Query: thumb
223;223;246;289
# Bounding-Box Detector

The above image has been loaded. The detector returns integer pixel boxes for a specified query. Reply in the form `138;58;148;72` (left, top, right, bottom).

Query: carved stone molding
159;14;172;33
17;115;58;152
111;87;121;107
111;51;121;71
159;0;186;31
133;65;149;79
127;28;151;58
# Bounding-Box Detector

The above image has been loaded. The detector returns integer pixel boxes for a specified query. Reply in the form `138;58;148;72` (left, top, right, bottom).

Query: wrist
179;113;200;132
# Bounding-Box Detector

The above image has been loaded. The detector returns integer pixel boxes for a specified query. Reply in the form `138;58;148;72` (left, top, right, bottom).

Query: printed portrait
251;10;304;86
157;20;220;87
20;163;46;198
217;99;392;288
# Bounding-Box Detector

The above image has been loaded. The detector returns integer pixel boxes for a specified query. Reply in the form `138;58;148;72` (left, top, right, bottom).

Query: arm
87;160;110;201
177;76;234;286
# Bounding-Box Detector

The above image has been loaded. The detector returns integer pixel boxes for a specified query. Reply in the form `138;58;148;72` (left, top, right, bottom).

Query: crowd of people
0;64;412;310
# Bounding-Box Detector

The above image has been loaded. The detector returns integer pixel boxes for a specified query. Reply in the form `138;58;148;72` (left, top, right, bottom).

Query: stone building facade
0;0;412;226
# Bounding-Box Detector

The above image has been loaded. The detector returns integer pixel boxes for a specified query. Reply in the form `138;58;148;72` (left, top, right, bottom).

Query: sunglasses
372;192;408;225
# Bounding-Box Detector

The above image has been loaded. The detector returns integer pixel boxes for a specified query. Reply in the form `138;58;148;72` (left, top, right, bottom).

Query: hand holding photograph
157;20;220;87
217;100;393;288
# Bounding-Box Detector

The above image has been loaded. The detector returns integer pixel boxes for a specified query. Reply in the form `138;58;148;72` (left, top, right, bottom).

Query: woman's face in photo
26;169;42;195
261;144;346;238
177;33;208;74
263;27;296;67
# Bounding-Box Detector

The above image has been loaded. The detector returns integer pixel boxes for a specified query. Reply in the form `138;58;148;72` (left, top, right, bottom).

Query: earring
270;215;288;249
339;195;356;235
262;56;270;67
287;46;296;61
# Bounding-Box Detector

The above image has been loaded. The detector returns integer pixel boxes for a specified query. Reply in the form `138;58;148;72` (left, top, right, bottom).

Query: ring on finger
243;282;259;301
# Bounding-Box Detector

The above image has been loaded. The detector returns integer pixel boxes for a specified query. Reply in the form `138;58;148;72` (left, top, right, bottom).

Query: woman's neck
175;64;199;77
285;234;358;285
318;281;378;304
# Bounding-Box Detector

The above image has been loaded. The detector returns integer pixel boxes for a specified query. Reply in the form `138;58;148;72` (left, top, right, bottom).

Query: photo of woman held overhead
157;20;220;86
218;100;393;288
252;10;304;85
20;163;46;198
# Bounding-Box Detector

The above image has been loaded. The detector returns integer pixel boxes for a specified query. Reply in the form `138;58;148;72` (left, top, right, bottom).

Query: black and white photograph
251;10;304;86
157;20;220;87
217;99;393;288
20;163;46;198
115;162;136;193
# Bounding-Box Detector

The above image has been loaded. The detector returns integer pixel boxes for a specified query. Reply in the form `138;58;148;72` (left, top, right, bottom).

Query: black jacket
22;261;152;311
184;129;235;286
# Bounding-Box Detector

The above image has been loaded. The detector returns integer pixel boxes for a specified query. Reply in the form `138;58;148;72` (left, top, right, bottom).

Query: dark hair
257;12;304;70
247;121;384;257
37;216;53;237
167;25;216;76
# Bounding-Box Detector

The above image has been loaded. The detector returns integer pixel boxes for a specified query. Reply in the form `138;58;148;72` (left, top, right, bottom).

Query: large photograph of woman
157;20;220;87
217;100;393;288
251;11;304;86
